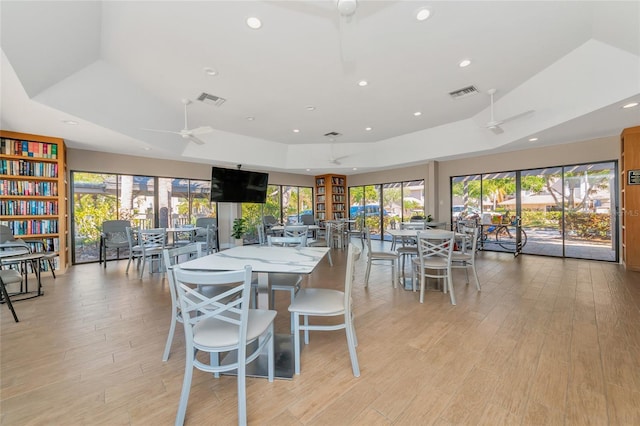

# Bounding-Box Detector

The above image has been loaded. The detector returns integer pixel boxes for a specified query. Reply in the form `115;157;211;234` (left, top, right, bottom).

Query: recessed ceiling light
62;120;78;125
416;8;431;21
365;127;372;131
203;67;218;76
358;80;368;87
459;59;471;68
306;169;311;172
246;116;255;121
413;111;422;116
143;147;151;151
293;129;300;133
529;137;538;142
352;168;358;171
622;102;639;109
246;17;262;29
305;106;316;111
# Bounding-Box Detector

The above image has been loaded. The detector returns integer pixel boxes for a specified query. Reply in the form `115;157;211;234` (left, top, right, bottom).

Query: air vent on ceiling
448;85;479;99
324;131;342;138
197;92;226;107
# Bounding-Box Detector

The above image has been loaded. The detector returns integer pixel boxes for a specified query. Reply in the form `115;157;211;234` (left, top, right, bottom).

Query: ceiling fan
485;89;534;135
328;139;349;165
142;99;212;145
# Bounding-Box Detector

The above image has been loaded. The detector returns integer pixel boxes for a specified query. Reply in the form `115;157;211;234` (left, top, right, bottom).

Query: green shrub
564;212;611;239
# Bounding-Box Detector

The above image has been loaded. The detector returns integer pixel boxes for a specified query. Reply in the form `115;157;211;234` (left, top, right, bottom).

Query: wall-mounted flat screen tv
210;167;269;203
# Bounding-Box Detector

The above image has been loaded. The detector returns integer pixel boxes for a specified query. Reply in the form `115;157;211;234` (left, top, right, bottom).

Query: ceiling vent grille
449;85;479;99
197;92;226;107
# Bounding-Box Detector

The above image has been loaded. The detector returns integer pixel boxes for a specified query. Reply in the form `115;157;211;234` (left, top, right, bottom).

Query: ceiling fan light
337;0;357;17
622;102;638;109
459;59;471;68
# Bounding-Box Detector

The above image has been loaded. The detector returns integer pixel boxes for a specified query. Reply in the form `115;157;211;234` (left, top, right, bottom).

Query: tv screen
210;167;269;203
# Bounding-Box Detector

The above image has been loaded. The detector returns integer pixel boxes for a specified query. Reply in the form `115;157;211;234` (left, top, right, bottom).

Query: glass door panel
190;180;215;222
520;167;563;256
382;183;401;236
71;172;118;263
563;162;616;261
130;176;155;230
451;175;481;226
481;172;516;253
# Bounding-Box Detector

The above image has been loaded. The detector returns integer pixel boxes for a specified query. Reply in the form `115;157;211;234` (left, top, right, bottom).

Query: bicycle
471;214;527;252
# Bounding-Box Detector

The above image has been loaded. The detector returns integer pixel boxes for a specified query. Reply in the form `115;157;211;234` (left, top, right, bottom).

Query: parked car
350;204;389;217
286;209;313;224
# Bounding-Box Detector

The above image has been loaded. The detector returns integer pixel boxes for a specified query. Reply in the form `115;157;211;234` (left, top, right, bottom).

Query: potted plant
231;218;248;246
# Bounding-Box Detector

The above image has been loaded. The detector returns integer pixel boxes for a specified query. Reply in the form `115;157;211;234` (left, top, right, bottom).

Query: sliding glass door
563;162;616;261
450;160;617;262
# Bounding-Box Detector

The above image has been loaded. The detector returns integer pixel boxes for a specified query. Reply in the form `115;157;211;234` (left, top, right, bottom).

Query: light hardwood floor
2;244;640;425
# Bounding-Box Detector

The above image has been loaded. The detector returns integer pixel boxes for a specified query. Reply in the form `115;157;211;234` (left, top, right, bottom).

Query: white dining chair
451;225;481;291
138;228;166;278
288;243;361;376
160;243;202;362
125;226;143;274
412;230;455;304
262;235;305;332
172;265;276;426
364;227;399;288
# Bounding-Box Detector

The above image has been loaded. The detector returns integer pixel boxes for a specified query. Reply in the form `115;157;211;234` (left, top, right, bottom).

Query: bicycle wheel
496;226;517;250
496;226;527;250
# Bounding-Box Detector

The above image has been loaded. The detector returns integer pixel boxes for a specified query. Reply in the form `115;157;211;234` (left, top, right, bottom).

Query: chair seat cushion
451;252;472;261
193;309;276;348
288;288;345;316
0;269;22;284
370;251;398;259
413;257;449;269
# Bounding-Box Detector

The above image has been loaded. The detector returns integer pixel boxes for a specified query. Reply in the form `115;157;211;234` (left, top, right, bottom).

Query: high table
178;245;330;379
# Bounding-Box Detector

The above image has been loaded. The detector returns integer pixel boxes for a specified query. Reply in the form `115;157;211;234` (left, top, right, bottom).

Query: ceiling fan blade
187;135;205;145
190;126;213;135
500;109;535;124
141;128;181;135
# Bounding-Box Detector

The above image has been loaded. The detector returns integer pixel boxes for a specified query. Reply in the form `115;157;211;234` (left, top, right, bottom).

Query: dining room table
178;244;330;379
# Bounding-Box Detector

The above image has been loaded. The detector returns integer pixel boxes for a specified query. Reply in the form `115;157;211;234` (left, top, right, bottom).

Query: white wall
68;135;619;242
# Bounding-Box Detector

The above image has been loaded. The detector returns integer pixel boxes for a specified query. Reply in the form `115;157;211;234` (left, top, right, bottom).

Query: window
71;172;214;264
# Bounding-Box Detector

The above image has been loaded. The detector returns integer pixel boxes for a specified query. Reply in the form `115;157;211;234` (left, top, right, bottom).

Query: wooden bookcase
315;174;347;221
621;126;640;271
0;130;67;272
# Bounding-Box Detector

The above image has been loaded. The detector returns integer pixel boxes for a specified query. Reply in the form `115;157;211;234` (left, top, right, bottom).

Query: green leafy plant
231;218;248;239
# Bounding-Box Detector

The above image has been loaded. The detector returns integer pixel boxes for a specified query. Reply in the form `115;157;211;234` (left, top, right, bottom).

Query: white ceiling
1;1;639;175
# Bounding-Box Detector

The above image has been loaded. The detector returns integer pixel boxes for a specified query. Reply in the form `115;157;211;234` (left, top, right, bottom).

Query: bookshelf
315;174;347;221
621;126;640;271
1;130;67;273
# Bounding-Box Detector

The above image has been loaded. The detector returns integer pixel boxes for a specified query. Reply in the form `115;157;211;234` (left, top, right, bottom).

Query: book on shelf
0;137;58;159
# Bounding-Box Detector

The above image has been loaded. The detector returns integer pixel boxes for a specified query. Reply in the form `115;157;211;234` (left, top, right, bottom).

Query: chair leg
162;310;177;362
419;270;426;303
139;257;146;279
345;318;360;377
472;264;481;291
289;289;296;334
293;312;302;375
391;260;397;288
210;352;220;378
303;315;310;344
0;278;19;322
447;271;456;305
237;356;247;426
267;323;275;382
175;357;194;426
364;260;371;287
327;250;333;267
